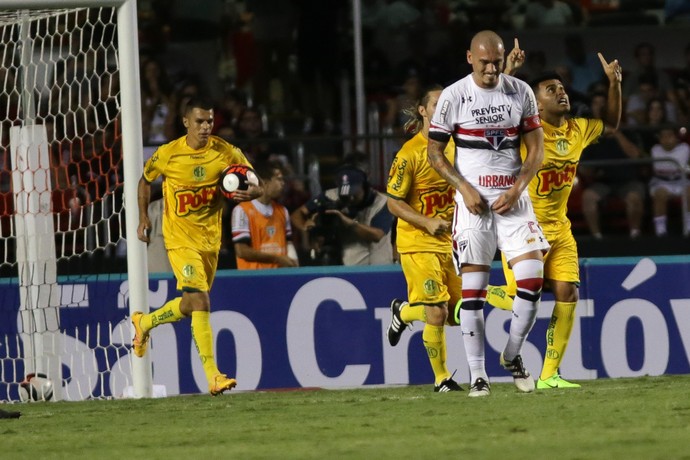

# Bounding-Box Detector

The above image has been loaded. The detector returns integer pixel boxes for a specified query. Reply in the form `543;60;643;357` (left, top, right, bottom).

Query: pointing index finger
597;52;607;66
514;37;520;49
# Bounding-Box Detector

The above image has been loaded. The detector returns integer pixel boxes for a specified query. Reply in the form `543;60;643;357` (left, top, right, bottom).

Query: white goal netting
0;5;138;402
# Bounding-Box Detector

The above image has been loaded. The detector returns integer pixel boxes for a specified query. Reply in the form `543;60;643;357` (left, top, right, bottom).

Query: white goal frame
1;0;152;398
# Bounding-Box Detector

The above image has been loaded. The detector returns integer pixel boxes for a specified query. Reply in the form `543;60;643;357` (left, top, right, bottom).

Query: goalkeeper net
0;3;144;402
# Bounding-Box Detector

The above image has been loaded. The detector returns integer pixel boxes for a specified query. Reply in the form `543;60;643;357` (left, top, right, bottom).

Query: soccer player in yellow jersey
502;52;624;389
386;85;463;392
133;97;261;396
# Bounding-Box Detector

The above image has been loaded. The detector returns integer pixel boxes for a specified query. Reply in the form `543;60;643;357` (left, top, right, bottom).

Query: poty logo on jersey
536;162;577;196
420;188;454;216
175;186;218;215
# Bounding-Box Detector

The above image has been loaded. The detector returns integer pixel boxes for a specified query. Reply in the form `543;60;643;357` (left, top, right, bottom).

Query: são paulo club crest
484;129;505;149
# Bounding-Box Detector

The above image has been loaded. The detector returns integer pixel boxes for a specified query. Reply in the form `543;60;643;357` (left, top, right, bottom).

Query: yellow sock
486;285;514;311
140;297;184;332
400;304;426;323
541;301;577;380
191;311;220;383
422;324;450;385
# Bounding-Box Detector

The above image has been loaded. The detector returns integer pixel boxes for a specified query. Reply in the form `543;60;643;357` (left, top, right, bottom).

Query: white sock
460;308;487;382
459;270;490;383
654;215;667;236
503;259;542;360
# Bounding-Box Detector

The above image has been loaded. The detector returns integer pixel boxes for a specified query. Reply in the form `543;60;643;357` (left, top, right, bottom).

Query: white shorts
649;178;688;197
452;193;550;267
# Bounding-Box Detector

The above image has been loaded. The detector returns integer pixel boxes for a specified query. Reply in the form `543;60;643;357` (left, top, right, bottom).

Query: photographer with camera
291;164;394;266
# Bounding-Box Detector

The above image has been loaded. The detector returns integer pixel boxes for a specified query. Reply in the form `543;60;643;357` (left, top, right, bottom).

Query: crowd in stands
135;1;690;264
4;1;688;275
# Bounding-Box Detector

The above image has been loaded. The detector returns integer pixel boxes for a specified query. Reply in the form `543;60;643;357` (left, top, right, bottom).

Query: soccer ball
218;164;259;199
19;373;54;402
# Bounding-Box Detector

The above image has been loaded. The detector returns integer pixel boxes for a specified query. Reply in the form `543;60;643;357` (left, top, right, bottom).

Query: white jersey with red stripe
430;73;541;205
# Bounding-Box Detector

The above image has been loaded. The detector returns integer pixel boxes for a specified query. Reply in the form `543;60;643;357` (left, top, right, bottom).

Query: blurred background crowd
135;0;690;264
4;0;690;274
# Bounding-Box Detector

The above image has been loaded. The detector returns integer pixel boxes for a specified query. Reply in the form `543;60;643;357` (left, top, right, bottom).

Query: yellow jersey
523;117;603;226
143;135;251;251
386;132;455;253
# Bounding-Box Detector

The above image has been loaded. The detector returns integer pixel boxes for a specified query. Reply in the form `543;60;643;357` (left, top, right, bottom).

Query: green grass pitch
3;375;690;459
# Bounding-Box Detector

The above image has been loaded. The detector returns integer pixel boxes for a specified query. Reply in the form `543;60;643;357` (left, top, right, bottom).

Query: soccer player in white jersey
427;30;550;397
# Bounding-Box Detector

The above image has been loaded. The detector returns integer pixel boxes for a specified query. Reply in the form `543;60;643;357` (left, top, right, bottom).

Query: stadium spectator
140;58;173;146
427;30;549;397
560;33;605;95
213;88;248;140
624;73;677;126
649;126;690;236
523;0;576;28
623;42;674;104
233;106;291;165
231;160;299;269
672;43;690;126
291;161;394;266
578;121;646;240
635;97;671;152
132;97;262;395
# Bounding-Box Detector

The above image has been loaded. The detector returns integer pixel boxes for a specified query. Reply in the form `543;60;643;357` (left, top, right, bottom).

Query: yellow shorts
167;247;218;292
400;252;462;307
501;223;579;296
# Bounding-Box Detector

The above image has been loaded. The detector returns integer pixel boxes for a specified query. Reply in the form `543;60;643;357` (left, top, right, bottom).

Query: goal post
0;0;152;400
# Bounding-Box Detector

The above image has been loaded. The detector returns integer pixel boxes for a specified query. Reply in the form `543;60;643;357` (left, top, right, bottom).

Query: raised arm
597;52;623;131
504;38;525;77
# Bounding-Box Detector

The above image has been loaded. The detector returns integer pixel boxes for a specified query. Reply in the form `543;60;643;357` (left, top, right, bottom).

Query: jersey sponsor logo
470;104;512;124
478;175;516;188
193;166;207;181
388;158;407;192
144;152;159;176
420;188;454;216
175;186;218;216
535;162;577;197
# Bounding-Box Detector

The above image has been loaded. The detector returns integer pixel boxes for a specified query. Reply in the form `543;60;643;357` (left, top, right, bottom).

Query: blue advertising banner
1;255;689;399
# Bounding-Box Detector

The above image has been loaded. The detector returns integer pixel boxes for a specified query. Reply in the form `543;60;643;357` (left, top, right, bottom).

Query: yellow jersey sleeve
386;132;455;253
